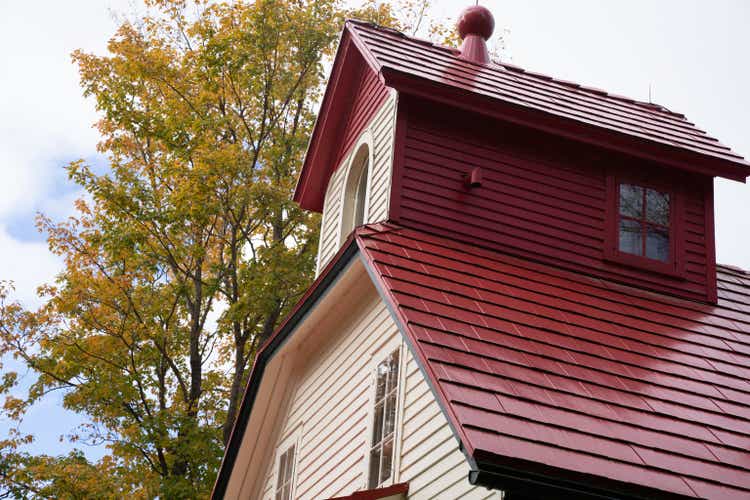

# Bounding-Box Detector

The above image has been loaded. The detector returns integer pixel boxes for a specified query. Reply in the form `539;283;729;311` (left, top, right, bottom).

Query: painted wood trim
257;294;401;498
603;171;688;281
388;96;408;223
380;66;750;182
212;239;361;499
294;32;355;211
326;481;409;500
704;180;718;303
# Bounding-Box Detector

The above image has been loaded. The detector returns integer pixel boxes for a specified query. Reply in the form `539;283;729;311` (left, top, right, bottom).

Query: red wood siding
333;63;389;169
391;96;714;302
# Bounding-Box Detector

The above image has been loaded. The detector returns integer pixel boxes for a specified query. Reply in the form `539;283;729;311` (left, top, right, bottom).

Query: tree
0;1;461;497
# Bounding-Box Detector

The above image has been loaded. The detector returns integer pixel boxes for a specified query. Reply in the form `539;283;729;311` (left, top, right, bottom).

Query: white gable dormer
315;92;397;275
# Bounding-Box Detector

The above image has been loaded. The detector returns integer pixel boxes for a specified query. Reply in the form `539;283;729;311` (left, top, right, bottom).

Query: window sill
604;249;686;280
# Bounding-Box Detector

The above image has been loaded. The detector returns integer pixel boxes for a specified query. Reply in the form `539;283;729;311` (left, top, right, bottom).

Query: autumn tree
0;0;459;497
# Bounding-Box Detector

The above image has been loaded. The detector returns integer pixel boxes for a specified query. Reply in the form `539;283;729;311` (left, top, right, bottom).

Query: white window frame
273;424;302;500
337;130;374;246
363;341;406;489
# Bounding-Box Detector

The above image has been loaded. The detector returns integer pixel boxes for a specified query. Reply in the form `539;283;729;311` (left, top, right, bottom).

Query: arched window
340;143;370;243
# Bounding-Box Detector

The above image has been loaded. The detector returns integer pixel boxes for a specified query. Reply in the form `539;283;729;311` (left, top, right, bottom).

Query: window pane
368;446;381;489
285;446;295;481
646;227;670;262
384;392;397;438
646;189;670;225
619;184;643;218
369;349;401;489
375;362;387;401
381;438;394;484
386;351;400;393
372;401;384;445
276;446;295;500
619;219;643;256
278;453;287;487
354;165;368;227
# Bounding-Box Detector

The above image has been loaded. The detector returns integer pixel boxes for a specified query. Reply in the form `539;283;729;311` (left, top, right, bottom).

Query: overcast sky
1;0;747;459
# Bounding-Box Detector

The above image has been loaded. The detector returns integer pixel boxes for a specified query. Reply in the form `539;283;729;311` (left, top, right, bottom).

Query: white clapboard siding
316;92;397;275
366;93;396;223
254;290;499;498
399;352;499;499
257;290;400;499
315;164;345;276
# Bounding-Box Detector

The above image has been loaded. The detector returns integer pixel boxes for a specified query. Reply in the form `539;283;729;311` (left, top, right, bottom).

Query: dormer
295;8;750;303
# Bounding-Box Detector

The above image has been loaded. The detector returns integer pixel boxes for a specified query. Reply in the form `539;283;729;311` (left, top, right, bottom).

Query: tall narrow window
368;349;400;489
340;144;370;244
353;163;368;228
618;183;671;262
275;445;295;500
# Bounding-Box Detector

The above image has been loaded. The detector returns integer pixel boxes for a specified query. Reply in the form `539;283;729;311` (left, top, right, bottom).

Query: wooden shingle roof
346;20;750;180
358;223;750;499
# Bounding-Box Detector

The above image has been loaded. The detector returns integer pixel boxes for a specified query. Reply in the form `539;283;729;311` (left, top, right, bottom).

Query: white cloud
0;225;61;308
0;0;130;220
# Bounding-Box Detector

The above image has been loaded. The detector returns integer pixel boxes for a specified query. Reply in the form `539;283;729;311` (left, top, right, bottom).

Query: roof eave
294;22;386;212
469;450;694;500
211;234;361;499
293;27;352;212
380;66;750;182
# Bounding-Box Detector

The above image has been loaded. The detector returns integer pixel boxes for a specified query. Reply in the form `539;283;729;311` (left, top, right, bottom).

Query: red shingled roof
346;20;749;172
356;223;750;499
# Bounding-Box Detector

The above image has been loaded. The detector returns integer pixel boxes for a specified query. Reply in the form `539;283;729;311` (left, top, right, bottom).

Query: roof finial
456;4;494;64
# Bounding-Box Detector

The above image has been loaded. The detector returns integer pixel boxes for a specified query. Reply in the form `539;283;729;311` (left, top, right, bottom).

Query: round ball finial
457;5;495;41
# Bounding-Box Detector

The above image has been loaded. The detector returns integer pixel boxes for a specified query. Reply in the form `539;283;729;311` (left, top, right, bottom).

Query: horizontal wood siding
316;92;397;275
367;93;397;224
399;351;499;499
394;97;712;301
254;290;493;498
256;292;399;499
316;165;345;275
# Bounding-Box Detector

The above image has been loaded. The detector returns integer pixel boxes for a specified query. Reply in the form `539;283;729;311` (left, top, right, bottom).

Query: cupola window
618;183;670;262
605;175;684;277
340;143;370;244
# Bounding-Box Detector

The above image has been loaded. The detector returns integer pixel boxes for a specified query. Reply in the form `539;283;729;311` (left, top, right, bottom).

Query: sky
0;0;748;460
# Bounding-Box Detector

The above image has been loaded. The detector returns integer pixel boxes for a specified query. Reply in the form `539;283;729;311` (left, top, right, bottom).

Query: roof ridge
497;62;689;120
717;263;750;275
346;18;459;56
347;18;691;122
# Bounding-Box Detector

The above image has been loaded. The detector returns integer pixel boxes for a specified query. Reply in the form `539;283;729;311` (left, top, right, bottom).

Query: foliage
0;1;463;497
